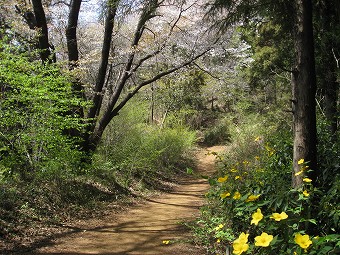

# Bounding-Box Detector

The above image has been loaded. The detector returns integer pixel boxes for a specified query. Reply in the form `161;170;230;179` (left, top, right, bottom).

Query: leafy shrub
0;41;85;180
192;116;340;254
93;99;196;189
202;118;231;146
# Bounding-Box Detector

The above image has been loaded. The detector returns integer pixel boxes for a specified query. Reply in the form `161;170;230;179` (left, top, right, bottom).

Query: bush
202;118;231;146
191;114;340;254
93;99;196;189
0;41;85;180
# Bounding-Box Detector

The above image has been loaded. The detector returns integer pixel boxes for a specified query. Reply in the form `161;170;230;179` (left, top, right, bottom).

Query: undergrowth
191;113;340;255
0;99;197;252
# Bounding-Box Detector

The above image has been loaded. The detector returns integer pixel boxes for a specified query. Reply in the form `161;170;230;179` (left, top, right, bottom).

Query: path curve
32;146;225;255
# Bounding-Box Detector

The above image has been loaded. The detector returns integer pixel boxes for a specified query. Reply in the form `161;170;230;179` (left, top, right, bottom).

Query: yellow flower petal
233;232;249;255
298;159;305;165
294;233;312;249
270;212;288;221
254;232;273;247
232;242;249;255
295;170;303;176
162;240;170;244
303;178;312;183
251;208;263;226
254;136;261;142
215;224;225;231
303;190;310;197
217;175;228;183
220;192;231;199
236;232;249;243
233;191;241;200
246;194;260;202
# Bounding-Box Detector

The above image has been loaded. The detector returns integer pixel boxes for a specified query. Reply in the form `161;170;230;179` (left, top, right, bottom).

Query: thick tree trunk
31;0;52;63
65;0;85;140
66;0;84;115
291;0;317;188
66;0;82;71
82;1;118;153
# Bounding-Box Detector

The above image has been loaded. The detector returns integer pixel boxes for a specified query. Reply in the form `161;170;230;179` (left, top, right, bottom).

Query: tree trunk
291;0;317;188
31;0;52;63
65;0;85;141
82;0;118;153
66;0;82;72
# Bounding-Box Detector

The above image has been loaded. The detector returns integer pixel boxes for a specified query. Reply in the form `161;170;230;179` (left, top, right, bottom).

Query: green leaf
186;167;193;174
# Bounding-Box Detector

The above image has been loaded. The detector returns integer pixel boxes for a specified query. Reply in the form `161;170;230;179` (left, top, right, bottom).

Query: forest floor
8;146;225;255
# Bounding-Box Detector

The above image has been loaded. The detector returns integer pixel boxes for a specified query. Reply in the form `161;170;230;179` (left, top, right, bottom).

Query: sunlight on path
32;146;226;255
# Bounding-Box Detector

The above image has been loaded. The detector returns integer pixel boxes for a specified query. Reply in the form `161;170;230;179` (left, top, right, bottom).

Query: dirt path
30;146;225;255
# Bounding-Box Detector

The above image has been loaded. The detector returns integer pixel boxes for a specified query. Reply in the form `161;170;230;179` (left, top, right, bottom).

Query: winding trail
32;146;225;255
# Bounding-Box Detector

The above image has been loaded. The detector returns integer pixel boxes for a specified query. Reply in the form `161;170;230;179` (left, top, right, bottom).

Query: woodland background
0;0;339;254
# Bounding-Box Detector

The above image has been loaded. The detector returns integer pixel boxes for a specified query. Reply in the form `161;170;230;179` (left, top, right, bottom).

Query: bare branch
332;48;340;68
110;48;211;119
193;62;220;79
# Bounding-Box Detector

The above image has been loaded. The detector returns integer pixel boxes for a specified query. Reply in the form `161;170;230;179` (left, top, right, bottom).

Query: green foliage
0;40;85;180
93;99;196;189
192;113;340;254
153;69;207;129
202;117;231;146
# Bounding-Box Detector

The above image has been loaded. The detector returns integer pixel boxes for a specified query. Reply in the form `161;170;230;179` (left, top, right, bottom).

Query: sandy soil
25;146;225;255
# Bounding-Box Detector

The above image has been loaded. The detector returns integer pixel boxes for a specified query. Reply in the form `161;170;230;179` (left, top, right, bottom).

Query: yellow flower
243;160;250;165
254;136;261;142
246;194;260;202
215;224;224;231
217;175;228;183
303;190;310;197
232;242;249;255
251;208;263;225
298;158;305;165
236;232;249;243
295;170;303;176
216;238;221;243
162;240;170;244
254;232;274;247
294;233;312;249
265;144;275;156
231;168;238;173
255;156;260;160
220;192;231;199
232;232;249;255
270;212;288;221
303;178;312;183
235;176;241;180
233;191;241;200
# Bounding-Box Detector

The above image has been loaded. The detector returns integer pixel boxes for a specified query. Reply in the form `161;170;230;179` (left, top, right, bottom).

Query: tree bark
31;0;52;63
65;0;85;140
83;0;118;153
66;0;82;71
291;0;317;188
